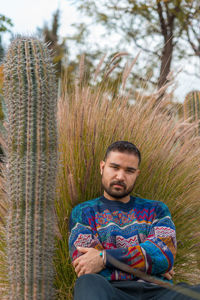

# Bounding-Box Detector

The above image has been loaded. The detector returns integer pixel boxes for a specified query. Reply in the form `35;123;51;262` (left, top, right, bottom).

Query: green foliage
0;14;13;64
0;37;5;63
3;36;58;300
69;0;200;88
54;206;76;300
38;9;67;77
0;14;13;33
54;61;200;298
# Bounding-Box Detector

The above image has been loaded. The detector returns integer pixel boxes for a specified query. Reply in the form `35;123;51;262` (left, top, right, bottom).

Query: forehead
106;151;139;167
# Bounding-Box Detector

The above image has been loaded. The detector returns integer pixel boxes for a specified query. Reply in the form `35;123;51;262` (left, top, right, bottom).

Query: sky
1;0;76;41
1;0;200;101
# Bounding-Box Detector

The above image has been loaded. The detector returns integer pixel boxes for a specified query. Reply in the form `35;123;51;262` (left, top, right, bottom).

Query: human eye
110;164;118;169
126;169;135;174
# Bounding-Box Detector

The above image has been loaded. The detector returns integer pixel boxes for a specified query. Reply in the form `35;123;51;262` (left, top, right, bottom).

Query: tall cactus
183;90;200;136
4;36;58;300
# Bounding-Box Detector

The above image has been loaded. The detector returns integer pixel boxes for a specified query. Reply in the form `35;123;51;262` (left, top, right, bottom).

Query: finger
77;247;89;253
162;273;172;280
77;267;85;277
75;263;82;275
169;269;175;276
73;258;80;268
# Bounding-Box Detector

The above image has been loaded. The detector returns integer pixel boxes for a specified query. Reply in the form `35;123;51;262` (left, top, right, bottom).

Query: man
69;141;200;300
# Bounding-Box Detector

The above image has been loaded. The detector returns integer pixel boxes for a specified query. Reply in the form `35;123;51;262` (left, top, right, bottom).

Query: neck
103;191;130;203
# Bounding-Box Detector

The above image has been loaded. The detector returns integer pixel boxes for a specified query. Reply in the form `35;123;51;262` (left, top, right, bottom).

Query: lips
113;184;123;188
111;181;126;189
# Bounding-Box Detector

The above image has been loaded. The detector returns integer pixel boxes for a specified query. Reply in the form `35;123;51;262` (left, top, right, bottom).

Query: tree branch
187;29;200;57
164;1;176;37
157;1;168;39
127;31;161;59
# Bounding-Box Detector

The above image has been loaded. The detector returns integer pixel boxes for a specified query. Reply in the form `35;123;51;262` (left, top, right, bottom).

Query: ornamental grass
54;56;200;299
1;55;200;299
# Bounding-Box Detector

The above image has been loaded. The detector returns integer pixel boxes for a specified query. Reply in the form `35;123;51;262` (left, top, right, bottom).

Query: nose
115;170;125;181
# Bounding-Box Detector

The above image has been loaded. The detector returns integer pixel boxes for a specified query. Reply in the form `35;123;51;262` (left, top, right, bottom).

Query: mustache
110;181;126;188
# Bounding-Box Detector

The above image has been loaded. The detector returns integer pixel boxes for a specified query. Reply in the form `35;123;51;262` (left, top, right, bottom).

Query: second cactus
184;90;200;136
4;37;58;300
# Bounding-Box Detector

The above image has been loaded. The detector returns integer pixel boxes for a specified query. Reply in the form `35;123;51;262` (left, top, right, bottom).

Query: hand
162;268;175;280
73;247;104;277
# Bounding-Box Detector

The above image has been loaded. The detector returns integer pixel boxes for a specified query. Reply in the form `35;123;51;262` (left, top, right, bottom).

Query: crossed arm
69;203;176;280
73;246;175;280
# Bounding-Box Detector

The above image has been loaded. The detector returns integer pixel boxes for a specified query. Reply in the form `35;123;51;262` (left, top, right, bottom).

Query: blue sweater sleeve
68;205;103;260
69;204;136;280
105;202;176;275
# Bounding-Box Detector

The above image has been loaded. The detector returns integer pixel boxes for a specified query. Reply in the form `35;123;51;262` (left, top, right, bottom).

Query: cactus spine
183;90;200;136
4;37;57;300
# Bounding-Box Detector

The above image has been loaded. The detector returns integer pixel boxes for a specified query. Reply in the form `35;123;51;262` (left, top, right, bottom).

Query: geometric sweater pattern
69;196;177;281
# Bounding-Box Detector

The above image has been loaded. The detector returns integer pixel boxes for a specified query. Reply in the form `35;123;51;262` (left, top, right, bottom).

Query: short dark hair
104;141;141;165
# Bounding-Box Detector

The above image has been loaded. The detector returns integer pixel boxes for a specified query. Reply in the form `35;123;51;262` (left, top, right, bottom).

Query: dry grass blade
122;52;140;90
79;54;85;83
93;54;107;81
105;62;120;78
105;52;129;78
110;52;129;65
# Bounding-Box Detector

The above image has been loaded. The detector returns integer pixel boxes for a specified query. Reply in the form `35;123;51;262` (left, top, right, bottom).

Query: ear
136;169;140;177
100;160;105;175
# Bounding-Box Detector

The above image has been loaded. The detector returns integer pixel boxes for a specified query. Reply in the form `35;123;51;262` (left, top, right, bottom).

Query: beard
102;179;135;199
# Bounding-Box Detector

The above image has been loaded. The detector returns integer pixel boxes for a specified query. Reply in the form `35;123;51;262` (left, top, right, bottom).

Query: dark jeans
74;274;200;300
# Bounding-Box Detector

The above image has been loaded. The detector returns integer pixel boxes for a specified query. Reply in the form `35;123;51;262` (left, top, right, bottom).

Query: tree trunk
157;1;176;92
158;35;173;89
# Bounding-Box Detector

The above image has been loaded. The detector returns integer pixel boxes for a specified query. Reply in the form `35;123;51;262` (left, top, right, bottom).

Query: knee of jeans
75;273;109;290
76;274;103;285
74;274;115;300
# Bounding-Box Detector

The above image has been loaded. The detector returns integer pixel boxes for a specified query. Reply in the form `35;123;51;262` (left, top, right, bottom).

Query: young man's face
100;151;140;203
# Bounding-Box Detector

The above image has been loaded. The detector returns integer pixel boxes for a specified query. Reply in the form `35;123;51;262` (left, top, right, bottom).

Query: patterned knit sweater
69;196;176;281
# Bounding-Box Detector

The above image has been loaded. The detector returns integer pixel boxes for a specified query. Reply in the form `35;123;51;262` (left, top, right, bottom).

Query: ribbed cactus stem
183;90;200;136
4;37;57;300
